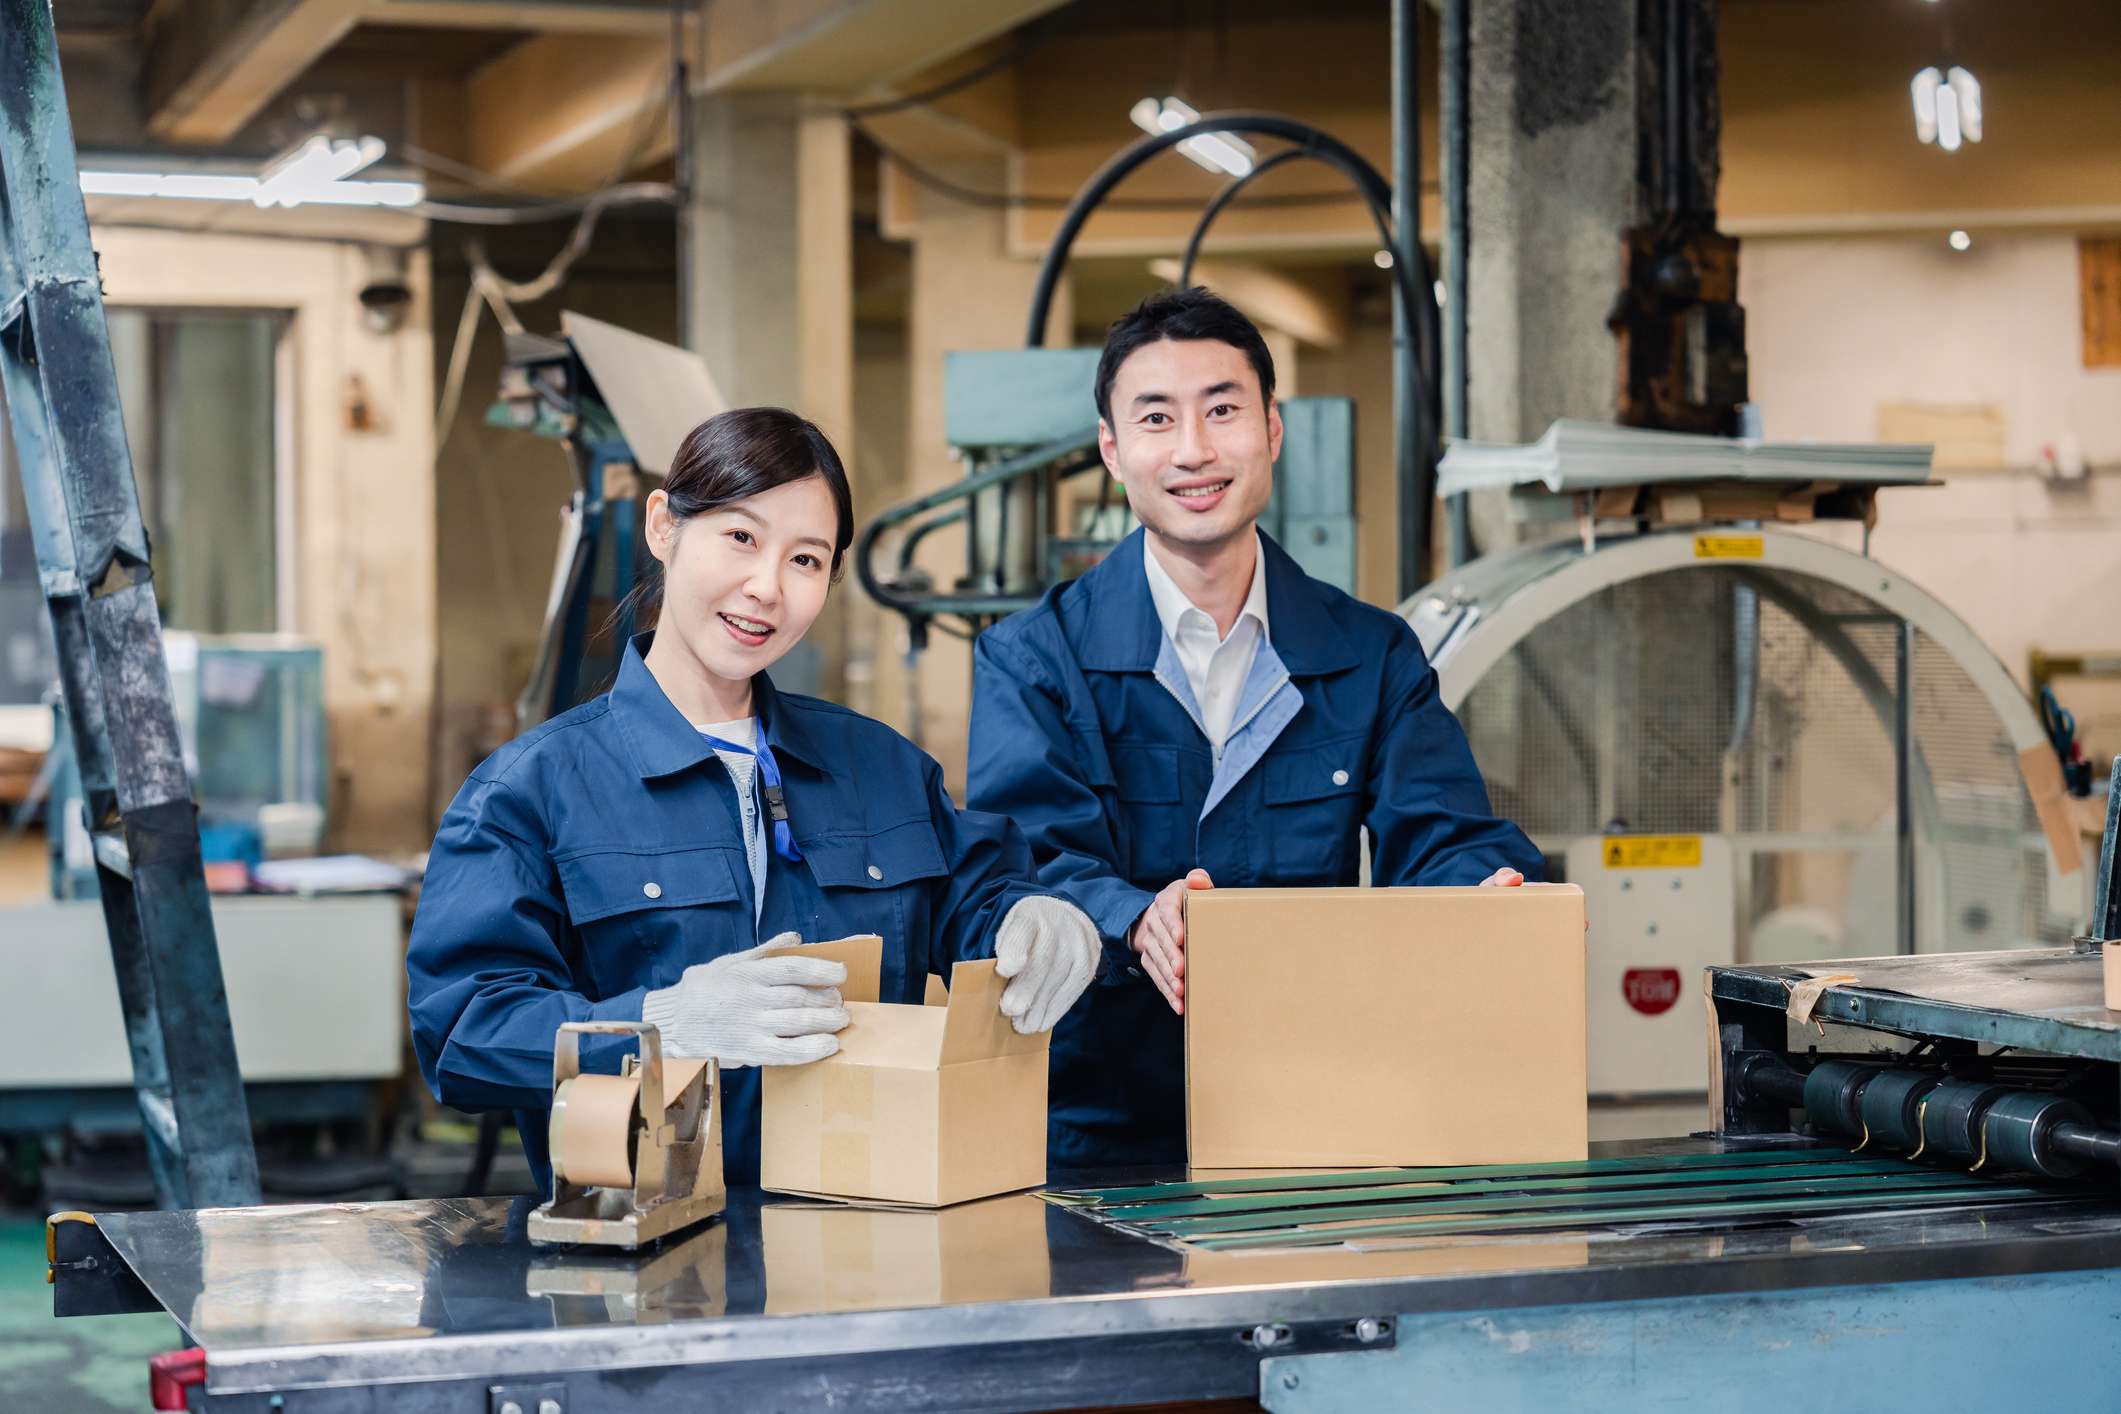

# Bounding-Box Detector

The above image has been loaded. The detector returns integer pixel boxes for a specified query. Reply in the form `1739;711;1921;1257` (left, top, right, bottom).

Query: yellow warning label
1694;534;1764;559
1602;835;1703;869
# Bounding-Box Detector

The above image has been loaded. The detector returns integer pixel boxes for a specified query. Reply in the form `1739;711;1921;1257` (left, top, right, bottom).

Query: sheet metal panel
1262;1268;2121;1413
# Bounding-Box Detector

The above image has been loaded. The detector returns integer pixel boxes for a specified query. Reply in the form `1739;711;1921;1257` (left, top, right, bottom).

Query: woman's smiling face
645;473;838;693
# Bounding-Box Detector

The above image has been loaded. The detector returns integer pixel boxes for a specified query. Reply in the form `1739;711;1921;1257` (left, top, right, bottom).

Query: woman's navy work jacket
968;530;1541;1168
408;635;1046;1192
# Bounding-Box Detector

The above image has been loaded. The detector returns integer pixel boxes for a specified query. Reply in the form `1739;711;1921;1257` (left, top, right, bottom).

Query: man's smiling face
1099;337;1281;555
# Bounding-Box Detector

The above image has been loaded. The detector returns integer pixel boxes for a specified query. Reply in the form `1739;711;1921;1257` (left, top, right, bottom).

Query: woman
408;407;1099;1191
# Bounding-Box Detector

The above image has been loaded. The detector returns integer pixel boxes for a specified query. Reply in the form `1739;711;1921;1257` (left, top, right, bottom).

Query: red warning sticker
1623;968;1682;1016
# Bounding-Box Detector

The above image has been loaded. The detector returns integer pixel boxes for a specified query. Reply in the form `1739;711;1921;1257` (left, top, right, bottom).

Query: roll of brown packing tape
555;1072;640;1189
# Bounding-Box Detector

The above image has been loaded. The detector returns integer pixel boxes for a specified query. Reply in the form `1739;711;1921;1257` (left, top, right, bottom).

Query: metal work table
80;1136;2121;1412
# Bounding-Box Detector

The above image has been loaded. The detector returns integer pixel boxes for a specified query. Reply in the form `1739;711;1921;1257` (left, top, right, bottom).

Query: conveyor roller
1737;1057;2119;1178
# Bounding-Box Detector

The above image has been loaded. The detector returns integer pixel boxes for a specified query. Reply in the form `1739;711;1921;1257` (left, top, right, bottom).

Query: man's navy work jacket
408;636;1044;1192
968;530;1541;1167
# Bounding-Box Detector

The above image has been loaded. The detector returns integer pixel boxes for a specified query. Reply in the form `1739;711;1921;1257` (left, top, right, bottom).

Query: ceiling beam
466;31;672;191
704;0;1069;95
143;0;368;143
370;0;674;34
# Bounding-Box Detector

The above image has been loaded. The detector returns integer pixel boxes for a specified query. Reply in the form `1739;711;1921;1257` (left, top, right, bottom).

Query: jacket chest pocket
557;845;748;994
1108;743;1186;885
801;821;951;998
1263;742;1365;881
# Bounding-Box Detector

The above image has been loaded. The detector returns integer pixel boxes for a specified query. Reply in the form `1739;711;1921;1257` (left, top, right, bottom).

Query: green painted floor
0;1216;178;1413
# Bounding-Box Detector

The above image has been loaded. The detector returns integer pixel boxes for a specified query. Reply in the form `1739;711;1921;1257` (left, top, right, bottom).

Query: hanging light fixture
76;134;419;209
1912;64;1982;151
1128;96;1255;178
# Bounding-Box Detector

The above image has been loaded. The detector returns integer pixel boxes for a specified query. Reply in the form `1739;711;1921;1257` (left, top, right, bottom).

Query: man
967;287;1541;1168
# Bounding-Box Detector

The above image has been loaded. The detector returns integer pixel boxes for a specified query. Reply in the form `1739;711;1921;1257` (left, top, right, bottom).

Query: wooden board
2083;236;2121;368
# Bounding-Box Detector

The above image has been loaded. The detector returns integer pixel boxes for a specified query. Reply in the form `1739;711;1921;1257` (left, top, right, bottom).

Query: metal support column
1896;619;1916;955
1440;0;1473;569
1391;0;1430;597
0;0;259;1209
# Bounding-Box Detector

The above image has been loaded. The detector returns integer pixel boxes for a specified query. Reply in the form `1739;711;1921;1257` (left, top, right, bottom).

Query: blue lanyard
699;719;804;864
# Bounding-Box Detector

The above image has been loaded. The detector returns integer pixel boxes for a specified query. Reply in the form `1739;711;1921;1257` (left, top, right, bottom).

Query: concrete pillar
688;89;852;419
1463;0;1723;549
686;88;854;696
1465;0;1647;449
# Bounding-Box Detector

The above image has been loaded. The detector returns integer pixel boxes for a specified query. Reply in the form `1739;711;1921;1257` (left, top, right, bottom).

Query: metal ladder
0;0;259;1208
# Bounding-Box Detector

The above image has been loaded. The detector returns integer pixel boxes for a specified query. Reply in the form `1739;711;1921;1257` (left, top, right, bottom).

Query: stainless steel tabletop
92;1138;2121;1399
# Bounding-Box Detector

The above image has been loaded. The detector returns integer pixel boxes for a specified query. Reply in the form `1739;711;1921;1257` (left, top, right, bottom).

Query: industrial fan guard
1401;525;2083;969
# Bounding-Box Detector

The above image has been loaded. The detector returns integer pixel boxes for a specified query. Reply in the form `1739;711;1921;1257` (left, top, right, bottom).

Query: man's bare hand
1129;868;1212;1015
1478;865;1585;930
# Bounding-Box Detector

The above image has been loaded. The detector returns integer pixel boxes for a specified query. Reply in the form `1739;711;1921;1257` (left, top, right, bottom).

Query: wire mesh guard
1457;566;2067;958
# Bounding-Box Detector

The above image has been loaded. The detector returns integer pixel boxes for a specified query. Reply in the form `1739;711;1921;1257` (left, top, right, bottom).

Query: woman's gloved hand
642;932;849;1066
994;896;1100;1035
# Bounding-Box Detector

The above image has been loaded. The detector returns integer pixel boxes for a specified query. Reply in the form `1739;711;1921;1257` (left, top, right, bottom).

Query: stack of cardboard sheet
1438;420;1934;497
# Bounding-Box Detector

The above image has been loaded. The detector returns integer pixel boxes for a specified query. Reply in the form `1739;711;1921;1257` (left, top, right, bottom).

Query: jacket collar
1071;527;1358;676
610;634;833;780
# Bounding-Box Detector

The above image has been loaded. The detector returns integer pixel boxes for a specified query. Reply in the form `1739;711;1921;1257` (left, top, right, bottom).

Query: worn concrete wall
1748;232;2121;713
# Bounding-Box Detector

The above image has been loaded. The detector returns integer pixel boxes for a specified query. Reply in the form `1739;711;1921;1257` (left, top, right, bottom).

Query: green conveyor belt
1183;1183;2070;1251
1045;1146;2089;1255
1047;1146;1861;1208
1144;1169;1994;1238
1105;1158;1926;1223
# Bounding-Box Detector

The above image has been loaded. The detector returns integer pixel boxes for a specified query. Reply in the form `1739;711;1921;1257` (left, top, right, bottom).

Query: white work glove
641;932;849;1067
994;895;1100;1035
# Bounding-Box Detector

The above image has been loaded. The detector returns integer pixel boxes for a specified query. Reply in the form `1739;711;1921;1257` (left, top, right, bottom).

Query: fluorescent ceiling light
1948;66;1983;143
1912;65;1981;150
77;135;422;209
1912;67;1940;144
1129;96;1255;178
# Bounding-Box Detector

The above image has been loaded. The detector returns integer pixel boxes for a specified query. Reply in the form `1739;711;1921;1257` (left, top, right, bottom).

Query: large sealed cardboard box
761;937;1049;1206
1184;885;1587;1168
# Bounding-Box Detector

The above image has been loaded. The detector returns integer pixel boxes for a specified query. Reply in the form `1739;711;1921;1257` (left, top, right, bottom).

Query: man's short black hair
1094;286;1276;426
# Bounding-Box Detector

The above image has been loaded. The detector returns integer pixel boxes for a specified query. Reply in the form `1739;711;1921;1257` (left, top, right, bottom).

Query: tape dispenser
529;1020;725;1248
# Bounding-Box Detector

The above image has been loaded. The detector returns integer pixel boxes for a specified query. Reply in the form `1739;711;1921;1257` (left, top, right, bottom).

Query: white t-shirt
696;716;766;922
1142;533;1271;758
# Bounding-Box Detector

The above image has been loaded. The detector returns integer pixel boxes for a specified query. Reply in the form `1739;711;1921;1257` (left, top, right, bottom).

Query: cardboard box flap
764;934;883;1003
939;959;1048;1065
831;1001;947;1069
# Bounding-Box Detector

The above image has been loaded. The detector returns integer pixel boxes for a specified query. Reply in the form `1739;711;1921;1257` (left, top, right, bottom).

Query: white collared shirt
1143;533;1270;757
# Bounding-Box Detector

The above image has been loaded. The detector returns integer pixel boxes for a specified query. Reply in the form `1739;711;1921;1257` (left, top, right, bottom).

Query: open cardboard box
1183;884;1588;1169
761;936;1049;1207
